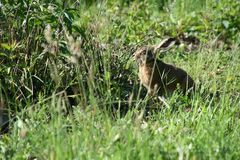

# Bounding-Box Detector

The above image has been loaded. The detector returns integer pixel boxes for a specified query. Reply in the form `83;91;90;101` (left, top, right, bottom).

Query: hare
134;38;195;97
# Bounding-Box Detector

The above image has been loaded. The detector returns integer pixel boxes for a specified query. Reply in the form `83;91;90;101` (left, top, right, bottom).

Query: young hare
134;38;195;97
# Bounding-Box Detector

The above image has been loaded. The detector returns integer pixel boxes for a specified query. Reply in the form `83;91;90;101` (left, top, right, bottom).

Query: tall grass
1;0;240;159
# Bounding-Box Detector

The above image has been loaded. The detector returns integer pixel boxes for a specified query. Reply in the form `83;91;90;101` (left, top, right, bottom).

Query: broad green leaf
0;43;11;51
0;52;8;57
222;20;229;29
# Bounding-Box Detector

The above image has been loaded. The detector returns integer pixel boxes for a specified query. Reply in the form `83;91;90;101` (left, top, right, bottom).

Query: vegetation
0;0;240;159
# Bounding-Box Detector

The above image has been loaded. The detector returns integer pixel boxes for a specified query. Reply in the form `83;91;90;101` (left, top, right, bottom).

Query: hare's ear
153;37;177;53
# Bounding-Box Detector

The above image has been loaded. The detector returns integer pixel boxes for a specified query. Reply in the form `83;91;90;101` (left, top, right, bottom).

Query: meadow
0;0;240;159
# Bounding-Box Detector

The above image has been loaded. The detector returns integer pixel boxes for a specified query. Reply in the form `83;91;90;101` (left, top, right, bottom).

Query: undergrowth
0;0;240;159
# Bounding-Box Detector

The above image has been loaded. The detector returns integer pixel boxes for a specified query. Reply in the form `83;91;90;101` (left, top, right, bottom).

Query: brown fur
134;45;195;97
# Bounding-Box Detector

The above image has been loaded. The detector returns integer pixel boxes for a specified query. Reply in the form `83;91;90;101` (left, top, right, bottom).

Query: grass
1;48;240;160
1;0;240;159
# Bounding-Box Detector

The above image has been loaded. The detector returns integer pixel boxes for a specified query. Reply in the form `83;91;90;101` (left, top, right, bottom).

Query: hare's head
133;37;177;65
133;46;155;65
